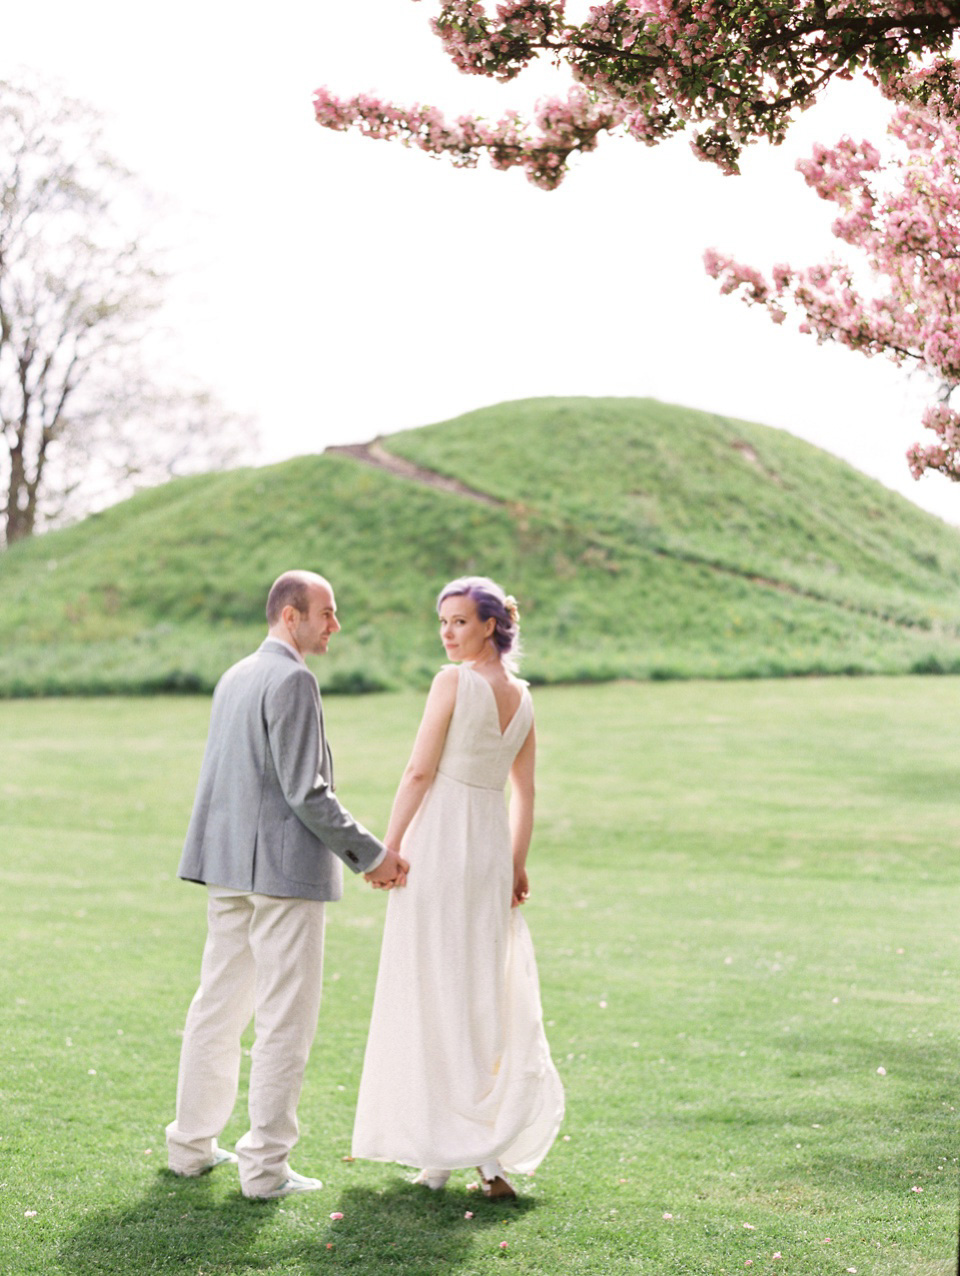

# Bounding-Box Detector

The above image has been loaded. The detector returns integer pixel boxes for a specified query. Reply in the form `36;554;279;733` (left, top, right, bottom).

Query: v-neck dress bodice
352;664;564;1175
435;663;533;790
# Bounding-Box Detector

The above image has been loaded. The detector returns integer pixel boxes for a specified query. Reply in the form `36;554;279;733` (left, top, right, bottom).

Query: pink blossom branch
316;2;960;185
313;84;623;190
707;100;960;482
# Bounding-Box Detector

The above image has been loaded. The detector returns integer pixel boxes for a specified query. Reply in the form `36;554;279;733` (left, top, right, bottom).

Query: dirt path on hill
325;439;503;507
326;437;930;633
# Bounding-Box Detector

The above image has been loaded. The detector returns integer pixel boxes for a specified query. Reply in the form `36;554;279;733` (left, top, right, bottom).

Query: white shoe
171;1148;239;1177
412;1168;451;1190
251;1168;323;1200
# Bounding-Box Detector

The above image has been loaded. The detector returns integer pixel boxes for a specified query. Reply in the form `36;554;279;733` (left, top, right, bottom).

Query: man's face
292;582;341;655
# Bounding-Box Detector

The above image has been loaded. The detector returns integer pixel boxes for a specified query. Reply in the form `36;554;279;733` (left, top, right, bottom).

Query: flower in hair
504;595;520;625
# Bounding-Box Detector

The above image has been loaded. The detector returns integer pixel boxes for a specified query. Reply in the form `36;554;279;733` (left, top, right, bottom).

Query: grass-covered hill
3;396;960;696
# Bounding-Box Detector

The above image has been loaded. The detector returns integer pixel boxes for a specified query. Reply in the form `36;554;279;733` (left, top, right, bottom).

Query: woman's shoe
477;1162;516;1200
412;1168;451;1190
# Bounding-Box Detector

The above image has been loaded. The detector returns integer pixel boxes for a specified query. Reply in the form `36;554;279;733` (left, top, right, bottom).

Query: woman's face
439;594;495;662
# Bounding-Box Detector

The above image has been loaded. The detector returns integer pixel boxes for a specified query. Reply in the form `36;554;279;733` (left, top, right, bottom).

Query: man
165;570;408;1199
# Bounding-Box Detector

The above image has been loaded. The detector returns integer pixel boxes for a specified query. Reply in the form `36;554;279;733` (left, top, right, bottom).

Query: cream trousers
165;889;326;1196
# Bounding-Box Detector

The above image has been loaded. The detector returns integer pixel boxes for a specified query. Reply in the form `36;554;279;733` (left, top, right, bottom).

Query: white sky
5;1;959;523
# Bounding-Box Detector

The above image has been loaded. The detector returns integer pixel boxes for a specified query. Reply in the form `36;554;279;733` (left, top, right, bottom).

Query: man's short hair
266;571;320;626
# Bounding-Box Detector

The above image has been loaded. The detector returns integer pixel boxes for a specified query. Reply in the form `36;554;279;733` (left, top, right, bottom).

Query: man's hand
365;847;410;890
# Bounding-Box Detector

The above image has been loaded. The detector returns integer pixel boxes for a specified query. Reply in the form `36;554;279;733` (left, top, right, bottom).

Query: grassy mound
2;396;960;695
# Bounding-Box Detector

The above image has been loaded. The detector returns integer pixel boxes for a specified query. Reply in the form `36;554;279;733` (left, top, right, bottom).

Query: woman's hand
511;865;529;908
365;847;409;889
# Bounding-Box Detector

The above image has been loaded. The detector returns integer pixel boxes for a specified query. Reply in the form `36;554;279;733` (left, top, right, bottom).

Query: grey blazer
177;638;385;901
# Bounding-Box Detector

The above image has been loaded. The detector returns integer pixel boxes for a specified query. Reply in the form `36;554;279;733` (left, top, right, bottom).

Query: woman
352;576;564;1198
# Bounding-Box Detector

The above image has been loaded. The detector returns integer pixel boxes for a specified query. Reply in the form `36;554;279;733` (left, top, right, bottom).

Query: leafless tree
0;77;252;545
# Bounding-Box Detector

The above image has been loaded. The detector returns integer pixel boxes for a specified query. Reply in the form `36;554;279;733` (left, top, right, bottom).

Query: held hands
365;847;410;891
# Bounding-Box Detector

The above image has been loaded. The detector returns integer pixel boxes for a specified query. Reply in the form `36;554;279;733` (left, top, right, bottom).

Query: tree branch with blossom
315;1;960;187
705;102;960;482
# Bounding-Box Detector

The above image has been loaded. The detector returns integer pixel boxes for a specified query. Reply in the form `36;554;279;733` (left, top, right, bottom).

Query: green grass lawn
0;680;957;1275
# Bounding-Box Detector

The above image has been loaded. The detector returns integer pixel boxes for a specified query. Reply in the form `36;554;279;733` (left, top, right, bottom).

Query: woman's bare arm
508;721;536;907
381;666;459;852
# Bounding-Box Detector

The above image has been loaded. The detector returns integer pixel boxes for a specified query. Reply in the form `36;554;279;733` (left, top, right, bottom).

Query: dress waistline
436;767;501;793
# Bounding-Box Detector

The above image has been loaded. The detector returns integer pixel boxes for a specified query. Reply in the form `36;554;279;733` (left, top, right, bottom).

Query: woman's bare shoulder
427;664;460;703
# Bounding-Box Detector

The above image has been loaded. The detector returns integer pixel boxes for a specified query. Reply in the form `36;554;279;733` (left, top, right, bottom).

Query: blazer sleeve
265;667;386;873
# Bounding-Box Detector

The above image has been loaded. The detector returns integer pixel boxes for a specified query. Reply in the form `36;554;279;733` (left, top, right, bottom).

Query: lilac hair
437;575;522;672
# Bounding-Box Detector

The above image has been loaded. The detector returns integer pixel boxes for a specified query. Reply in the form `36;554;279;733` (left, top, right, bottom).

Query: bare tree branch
0;76;257;545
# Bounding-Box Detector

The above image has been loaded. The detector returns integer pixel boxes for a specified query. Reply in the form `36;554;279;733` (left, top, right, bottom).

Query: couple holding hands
165;570;564;1201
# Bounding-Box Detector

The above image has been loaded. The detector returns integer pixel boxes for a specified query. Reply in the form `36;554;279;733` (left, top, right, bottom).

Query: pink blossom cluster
706;102;960;481
908;403;960;480
314;83;620;189
884;53;960;115
430;1;566;82
316;2;960;185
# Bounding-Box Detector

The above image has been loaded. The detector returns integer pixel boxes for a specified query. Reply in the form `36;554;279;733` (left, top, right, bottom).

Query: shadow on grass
58;1171;537;1275
270;1181;537;1273
57;1171;278;1274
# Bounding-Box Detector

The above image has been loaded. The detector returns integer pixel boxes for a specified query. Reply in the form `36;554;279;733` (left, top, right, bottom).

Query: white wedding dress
352;663;564;1175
